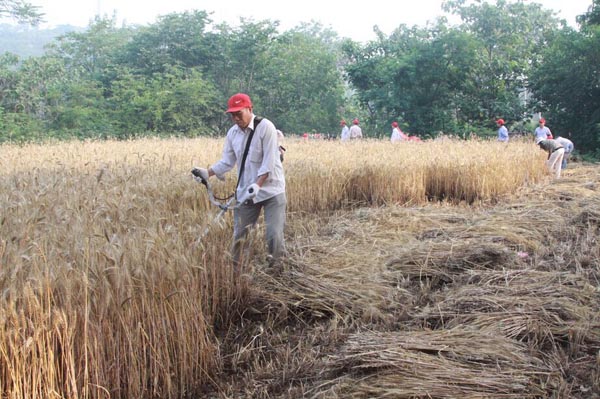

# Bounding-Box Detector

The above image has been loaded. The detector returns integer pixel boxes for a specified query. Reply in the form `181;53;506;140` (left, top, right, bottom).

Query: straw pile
317;328;555;398
222;162;600;398
413;269;600;347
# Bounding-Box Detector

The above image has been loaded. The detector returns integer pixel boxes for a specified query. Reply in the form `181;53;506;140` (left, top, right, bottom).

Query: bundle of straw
315;328;554;398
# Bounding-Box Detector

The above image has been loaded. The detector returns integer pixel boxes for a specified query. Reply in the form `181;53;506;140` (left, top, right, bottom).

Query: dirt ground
210;162;600;398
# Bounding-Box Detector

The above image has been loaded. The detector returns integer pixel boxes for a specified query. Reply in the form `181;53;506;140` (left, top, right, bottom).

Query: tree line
0;0;598;155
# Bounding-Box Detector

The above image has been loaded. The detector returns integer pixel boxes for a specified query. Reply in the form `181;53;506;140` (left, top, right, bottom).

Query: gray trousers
232;192;286;265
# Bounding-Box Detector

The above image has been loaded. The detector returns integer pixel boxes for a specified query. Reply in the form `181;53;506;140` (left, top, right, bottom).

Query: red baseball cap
392;121;398;127
226;93;252;113
496;118;505;125
353;119;359;125
539;118;546;124
340;120;346;126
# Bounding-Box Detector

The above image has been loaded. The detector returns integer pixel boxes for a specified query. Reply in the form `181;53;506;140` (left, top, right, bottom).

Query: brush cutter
191;167;259;244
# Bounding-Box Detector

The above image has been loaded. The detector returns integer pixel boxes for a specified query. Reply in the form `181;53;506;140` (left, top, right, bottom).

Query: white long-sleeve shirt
391;127;407;142
210;115;285;203
497;125;509;142
555;137;574;153
340;126;350;141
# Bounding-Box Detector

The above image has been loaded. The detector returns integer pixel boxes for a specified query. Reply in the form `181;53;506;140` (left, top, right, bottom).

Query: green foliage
577;0;600;28
197;19;345;135
0;0;42;25
255;26;345;134
48;78;114;139
0;53;71;141
529;25;600;152
108;66;219;137
344;23;482;136
0;105;42;142
449;0;559;121
118;11;212;75
47;16;134;82
344;0;566;140
0;2;598;156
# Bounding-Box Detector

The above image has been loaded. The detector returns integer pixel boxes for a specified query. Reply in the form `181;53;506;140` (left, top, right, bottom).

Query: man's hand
191;167;209;185
239;183;260;203
246;183;260;198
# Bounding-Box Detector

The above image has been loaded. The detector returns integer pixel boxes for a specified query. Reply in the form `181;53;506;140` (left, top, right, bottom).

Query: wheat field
4;137;597;398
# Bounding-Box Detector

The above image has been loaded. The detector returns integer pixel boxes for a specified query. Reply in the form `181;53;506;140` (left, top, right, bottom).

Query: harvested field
0;138;599;398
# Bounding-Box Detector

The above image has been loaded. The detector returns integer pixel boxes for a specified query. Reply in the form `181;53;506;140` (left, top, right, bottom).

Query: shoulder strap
236;116;263;193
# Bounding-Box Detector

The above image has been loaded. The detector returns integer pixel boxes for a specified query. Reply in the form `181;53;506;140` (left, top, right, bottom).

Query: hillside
0;23;83;57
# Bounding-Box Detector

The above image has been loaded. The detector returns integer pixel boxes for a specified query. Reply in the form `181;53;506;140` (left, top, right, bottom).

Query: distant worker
340;120;350;141
536;137;564;179
496;119;509;142
349;118;363;139
554;136;574;169
390;121;408;143
534;118;553;143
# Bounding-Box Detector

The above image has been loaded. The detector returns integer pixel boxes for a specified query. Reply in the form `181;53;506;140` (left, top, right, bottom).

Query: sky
31;0;593;42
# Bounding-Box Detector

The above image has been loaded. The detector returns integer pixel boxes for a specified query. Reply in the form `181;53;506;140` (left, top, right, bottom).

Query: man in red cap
193;93;286;269
496;119;509;142
349;118;363;139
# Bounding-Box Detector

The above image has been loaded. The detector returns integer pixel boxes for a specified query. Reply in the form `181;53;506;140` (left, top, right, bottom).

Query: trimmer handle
191;168;208;186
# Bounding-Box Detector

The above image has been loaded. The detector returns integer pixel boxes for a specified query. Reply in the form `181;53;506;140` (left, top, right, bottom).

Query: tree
0;53;66;141
529;27;600;154
202;18;281;133
342;0;565;137
343;22;480;136
443;0;560;124
118;11;213;76
577;0;600;28
255;23;345;135
47;16;134;83
108;65;218;136
0;0;42;25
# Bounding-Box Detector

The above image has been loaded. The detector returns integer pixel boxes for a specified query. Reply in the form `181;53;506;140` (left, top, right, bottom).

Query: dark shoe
266;254;275;267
